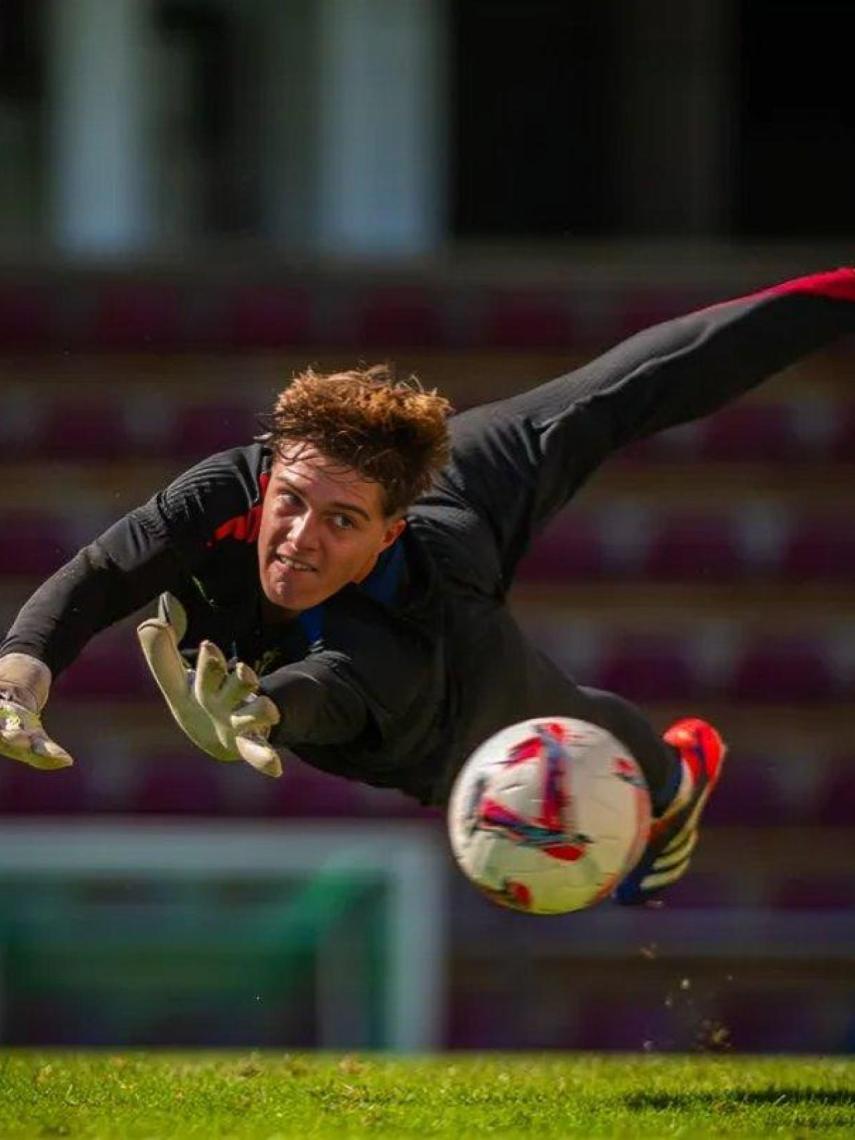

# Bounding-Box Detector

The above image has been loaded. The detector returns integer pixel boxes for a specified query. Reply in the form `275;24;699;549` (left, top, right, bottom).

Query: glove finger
0;726;31;760
218;664;259;711
29;734;74;770
230;694;280;735
236;733;283;778
194;641;229;710
157;593;188;641
137;620;192;701
0;727;73;770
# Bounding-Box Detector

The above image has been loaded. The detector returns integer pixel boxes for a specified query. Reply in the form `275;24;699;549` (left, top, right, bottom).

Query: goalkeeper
2;269;853;904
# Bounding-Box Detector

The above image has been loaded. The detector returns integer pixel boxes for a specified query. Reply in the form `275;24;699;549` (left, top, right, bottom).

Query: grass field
1;1052;853;1139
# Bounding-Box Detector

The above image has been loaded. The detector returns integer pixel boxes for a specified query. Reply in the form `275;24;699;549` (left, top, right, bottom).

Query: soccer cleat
614;717;726;905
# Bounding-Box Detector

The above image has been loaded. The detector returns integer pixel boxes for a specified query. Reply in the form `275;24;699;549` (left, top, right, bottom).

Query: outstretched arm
0;446;266;769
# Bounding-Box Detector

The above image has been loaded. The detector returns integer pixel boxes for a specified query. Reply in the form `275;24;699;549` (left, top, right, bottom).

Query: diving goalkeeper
2;269;853;904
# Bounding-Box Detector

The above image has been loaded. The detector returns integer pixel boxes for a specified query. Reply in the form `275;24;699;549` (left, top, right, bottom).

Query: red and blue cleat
614;717;726;906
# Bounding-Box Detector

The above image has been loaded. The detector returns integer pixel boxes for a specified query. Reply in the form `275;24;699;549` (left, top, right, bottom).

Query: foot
614;717;726;906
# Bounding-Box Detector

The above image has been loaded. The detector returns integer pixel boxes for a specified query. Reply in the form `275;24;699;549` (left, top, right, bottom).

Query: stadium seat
773;875;855;910
51;629;149;701
726;636;837;703
643;514;747;581
714;989;819;1052
781;515;855;581
167;402;261;459
0;760;90;814
269;758;368;818
228;285;313;348
612;287;711;341
705;755;791;825
0;285;53;349
697;404;800;462
577;992;672;1051
517;515;607;582
651;871;734;909
613;423;702;466
594;634;698;702
447;986;524;1050
0;512;73;575
133;752;226;815
482;291;575;349
356;287;443;348
41;399;129;461
813;755;855;825
829;402;855;460
91;284;184;349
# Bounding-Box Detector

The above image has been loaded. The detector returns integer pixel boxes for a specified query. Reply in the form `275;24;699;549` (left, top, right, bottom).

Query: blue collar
296;539;405;649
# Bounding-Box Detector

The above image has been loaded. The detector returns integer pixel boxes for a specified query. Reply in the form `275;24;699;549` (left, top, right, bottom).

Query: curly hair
264;365;452;516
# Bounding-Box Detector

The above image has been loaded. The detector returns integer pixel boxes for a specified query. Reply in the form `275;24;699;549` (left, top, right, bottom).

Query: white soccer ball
448;717;652;915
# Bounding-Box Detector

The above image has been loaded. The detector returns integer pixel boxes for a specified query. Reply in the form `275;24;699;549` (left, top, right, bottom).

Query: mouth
274;551;317;573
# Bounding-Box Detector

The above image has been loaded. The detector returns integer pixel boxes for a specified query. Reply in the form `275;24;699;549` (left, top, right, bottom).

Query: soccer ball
447;717;651;915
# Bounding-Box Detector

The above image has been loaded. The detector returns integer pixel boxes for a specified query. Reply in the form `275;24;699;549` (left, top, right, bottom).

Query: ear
379;516;407;551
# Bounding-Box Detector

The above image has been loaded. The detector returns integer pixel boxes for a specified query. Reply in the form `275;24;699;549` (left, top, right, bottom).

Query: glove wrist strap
0;653;52;712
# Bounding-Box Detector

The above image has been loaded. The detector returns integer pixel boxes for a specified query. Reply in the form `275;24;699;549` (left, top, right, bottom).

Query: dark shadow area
623;1088;855;1111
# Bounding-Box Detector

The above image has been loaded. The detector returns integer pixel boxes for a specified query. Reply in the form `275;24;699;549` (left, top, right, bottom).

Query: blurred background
0;0;853;1054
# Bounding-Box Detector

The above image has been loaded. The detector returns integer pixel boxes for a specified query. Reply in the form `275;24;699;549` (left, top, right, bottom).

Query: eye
332;513;355;530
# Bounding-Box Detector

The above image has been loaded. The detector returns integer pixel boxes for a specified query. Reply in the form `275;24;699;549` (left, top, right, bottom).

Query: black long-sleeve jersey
3;270;854;804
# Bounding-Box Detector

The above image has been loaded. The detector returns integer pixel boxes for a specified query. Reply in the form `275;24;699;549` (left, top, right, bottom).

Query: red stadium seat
482;291;575;349
704;755;791;825
714;990;820;1052
773;875;855;910
91;284;184;349
614;423;701;466
829;402;855;460
228;285;313;348
781;515;855;581
697;404;800;462
726;636;837;703
577;992;672;1051
813;755;855;825
0;761;89;814
51;629;149;701
41;400;129;461
0;285;53;349
133;752;225;814
611;287;712;341
0;512;74;575
167;402;260;459
643;514;746;581
517;515;607;582
269;758;367;818
651;871;734;909
594;634;699;702
357;287;442;348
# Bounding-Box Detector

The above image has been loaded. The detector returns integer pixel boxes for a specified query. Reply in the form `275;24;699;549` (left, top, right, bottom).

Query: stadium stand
0;277;853;1051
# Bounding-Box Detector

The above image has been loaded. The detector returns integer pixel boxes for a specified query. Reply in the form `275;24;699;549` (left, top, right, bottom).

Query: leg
437;601;681;815
430;276;854;586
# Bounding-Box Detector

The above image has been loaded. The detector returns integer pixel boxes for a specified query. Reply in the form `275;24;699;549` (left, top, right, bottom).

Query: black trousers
421;287;840;808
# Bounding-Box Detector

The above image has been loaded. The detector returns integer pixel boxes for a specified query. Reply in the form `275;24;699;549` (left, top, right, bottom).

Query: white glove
137;594;283;778
0;653;73;771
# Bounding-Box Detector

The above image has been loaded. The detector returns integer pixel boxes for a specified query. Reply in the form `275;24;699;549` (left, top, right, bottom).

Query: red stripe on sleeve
718;267;855;311
760;268;855;302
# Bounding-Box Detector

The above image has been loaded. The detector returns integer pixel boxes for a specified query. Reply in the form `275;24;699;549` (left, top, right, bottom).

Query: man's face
257;448;406;615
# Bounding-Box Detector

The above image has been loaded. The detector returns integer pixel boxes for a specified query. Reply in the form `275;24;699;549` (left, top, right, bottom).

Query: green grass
0;1051;853;1139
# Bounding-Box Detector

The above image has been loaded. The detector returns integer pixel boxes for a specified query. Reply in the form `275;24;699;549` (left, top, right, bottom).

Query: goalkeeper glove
137;594;283;778
0;653;73;770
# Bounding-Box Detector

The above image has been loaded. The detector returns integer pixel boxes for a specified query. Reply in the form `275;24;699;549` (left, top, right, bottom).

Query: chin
263;574;324;613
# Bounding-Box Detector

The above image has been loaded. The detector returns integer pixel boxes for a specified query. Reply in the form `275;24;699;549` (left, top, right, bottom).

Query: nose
287;509;319;550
